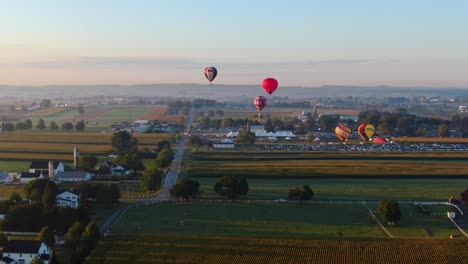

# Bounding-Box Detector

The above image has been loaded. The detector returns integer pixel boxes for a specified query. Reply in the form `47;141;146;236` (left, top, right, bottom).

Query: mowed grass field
0;131;176;162
191;178;468;201
186;151;468;177
110;202;385;239
86;235;468;264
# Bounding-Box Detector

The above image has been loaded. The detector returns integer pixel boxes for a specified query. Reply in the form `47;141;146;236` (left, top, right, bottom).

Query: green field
110;202;385;239
0;161;31;172
191;177;468;201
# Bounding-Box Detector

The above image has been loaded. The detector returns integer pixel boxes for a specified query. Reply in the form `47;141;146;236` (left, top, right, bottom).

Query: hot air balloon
254;96;267;111
335;124;352;141
262;78;278;95
358;123;375;141
373;137;388;144
204;66;217;84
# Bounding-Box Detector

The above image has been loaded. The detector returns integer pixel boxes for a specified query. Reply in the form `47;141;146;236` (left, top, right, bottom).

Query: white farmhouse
56;190;81;208
0;240;52;264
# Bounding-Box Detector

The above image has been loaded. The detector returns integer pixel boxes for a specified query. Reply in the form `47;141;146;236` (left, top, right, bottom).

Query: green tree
78;155;98;171
36;119;46;130
16;122;28;130
40;99;52;108
78;105;85;114
214;176;249;200
25;119;33;129
9;192;22;203
82;221;100;248
114;154;145;175
415;127;427;137
62;122;74;130
460;189;468;203
38;226;55;247
75;181;92;200
24;179;57;202
140;168;162;191
396;117;414;136
75;120;85;131
96;184;121;204
65;221;82;247
49;121;59;130
42;182;58;211
2;122;15;132
111;131;139;155
438;124;450;137
188;136;203;148
155;146;174;168
0;233;6;247
237;130;256;144
377;199;401;225
288;185;314;203
170;179;200;199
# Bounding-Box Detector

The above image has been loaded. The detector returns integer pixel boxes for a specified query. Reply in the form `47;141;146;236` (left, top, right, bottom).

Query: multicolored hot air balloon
204;66;217;84
358;123;375;141
373;137;388;144
335;124;352;141
253;96;267;111
262;78;278;95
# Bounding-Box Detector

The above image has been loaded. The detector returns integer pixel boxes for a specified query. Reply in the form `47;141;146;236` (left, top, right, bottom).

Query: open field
137;106;167;120
0;131;176;161
186;151;468;178
0;161;31;172
87;235;468;264
191;178;468;201
110;202;384;238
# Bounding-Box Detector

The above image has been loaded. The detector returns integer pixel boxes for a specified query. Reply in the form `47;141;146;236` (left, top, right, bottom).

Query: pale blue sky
1;0;468;86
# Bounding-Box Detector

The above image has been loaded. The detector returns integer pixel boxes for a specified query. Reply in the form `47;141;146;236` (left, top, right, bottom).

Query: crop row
85;235;468;264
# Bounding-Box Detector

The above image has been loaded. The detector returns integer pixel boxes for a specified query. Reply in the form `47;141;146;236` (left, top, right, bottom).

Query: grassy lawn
110;202;385;239
0;161;31;172
373;204;462;238
192;177;468;201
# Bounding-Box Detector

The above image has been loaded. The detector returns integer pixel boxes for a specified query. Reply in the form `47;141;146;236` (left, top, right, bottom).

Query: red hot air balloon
335;124;352;141
262;78;278;95
254;96;267;111
373;137;388;144
204;66;217;84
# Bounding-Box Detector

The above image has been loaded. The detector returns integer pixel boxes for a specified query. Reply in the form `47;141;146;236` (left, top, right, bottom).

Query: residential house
106;161;132;176
54;171;92;182
0;240;52;264
56;190;81;208
28;161;64;177
19;172;43;184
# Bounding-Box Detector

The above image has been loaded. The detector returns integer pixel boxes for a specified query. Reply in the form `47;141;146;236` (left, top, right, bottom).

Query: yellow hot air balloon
358;124;375;141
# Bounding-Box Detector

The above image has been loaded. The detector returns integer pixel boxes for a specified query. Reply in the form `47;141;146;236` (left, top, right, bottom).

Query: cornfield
85;235;468;264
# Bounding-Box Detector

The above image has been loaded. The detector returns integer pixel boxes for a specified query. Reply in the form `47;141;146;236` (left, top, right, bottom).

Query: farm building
0;240;52;264
29;161;64;177
56;190;81;208
106;161;132;176
213;139;235;149
54;171;92;182
19;172;44;184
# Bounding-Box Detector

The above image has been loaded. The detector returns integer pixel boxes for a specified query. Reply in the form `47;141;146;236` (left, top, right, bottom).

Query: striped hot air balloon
335;124;352;141
204;66;217;84
358;123;375;141
253;96;267;111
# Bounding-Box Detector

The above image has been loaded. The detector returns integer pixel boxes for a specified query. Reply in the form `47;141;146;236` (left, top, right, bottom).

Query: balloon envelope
373;137;388;144
254;96;267;111
335;124;352;141
358;123;375;141
262;78;278;95
204;67;217;83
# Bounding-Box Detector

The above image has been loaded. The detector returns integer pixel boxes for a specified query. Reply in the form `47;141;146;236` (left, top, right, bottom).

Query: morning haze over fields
0;1;468;264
